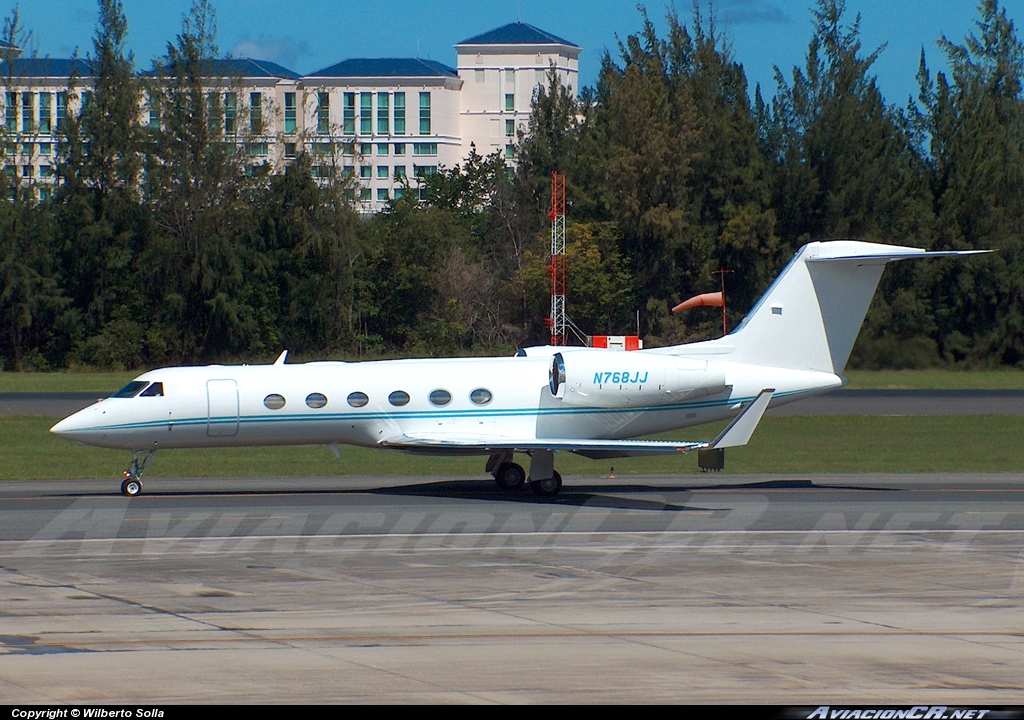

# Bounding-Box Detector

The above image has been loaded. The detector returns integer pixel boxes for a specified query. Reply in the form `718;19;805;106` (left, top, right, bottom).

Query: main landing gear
486;452;563;497
121;449;157;497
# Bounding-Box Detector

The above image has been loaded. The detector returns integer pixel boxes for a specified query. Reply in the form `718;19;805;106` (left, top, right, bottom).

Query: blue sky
3;0;1020;106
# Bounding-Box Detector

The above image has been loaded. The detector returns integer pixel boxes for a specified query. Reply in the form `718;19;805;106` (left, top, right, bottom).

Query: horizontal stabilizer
709;389;774;449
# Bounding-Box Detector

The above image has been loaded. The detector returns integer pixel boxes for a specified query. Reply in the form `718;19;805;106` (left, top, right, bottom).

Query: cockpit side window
111;381;149;398
140;382;164;397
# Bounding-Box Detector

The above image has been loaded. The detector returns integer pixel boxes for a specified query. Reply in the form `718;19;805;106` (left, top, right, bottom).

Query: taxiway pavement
1;473;1022;703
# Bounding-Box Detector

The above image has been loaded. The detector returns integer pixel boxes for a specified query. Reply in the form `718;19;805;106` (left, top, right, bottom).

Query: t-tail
713;240;988;374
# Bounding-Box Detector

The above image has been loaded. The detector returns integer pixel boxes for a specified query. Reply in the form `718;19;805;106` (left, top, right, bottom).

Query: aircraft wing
379;434;705;458
380;389;775;459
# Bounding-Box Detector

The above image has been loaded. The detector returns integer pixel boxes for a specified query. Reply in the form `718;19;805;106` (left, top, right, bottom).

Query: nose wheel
121;476;143;497
121;450;156;496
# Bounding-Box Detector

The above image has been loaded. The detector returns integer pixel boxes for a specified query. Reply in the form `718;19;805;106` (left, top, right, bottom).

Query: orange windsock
672;292;724;313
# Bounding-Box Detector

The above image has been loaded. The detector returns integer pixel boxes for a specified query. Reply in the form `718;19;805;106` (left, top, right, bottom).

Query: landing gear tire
530;470;562;497
121;477;142;497
494;462;526;491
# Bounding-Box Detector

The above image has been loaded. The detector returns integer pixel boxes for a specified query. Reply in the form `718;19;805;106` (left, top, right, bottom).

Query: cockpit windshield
140;382;164;397
111;380;165;398
111;381;149;398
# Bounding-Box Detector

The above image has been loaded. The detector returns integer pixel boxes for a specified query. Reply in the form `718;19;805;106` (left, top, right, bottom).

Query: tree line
0;0;1021;371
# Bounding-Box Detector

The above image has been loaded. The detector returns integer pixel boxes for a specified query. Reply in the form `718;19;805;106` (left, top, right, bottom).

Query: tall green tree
758;0;938;366
144;0;272;362
50;0;153;369
917;0;1024;366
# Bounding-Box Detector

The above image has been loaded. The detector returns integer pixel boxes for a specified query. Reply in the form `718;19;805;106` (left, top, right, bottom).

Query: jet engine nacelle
549;351;727;408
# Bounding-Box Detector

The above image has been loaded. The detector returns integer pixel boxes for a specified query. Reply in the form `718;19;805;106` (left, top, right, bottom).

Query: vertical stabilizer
722;241;985;374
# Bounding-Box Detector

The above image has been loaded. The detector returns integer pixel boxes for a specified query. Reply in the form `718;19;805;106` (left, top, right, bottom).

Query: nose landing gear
121;450;157;497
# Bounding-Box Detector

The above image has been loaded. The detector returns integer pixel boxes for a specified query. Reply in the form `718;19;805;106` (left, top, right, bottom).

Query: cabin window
140;382;164;397
264;394;286;410
470;388;492;405
306;393;328;409
347;392;369;407
429;389;451;406
388;390;410;406
111;381;148;398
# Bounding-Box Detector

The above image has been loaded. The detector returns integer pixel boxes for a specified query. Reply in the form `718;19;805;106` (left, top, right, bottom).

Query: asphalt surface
1;473;1023;703
4;389;1024;418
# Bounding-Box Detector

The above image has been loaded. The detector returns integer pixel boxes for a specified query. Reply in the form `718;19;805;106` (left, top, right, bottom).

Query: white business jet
51;240;985;497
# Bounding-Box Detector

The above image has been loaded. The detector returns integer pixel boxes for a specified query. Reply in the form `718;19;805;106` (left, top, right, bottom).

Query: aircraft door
207;379;239;437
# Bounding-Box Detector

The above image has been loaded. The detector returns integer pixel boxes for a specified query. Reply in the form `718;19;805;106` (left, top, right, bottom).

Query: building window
359;187;371;201
394;166;406;180
250;92;262;134
21;92;34;133
360;92;372;135
359;165;371;179
413;143;437;156
377;188;389;201
394;187;404;199
376;143;388;156
377;165;388;178
22;164;33;178
505;93;514;112
418;92;430;135
317;92;330;135
284;142;296;158
505;119;514;137
56;93;66;131
147;92;160;127
284;92;296;134
475;69;485;83
343;92;355;135
393;92;405;135
393;143;405;156
39;143;50;155
505;144;514;159
40;164;53;178
377;92;389;135
39;93;51;134
39;186;51;201
360;143;372;156
249;142;269;157
206;92;219;132
413;164;436;178
5;92;16;131
224;92;237;135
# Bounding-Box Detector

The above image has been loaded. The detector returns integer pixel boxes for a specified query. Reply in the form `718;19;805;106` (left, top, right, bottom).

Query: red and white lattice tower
547;170;567;346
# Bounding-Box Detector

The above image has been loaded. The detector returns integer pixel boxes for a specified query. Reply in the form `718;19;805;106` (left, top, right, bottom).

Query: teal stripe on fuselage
75;390;805;435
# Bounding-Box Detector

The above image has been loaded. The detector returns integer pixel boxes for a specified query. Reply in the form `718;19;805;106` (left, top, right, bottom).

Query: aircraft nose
50;409;92;438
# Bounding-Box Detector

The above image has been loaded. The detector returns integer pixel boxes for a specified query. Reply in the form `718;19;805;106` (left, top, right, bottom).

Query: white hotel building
0;22;580;211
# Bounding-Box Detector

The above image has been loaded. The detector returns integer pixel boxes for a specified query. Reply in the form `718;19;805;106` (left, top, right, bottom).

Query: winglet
274;350;288;366
709;389;775;449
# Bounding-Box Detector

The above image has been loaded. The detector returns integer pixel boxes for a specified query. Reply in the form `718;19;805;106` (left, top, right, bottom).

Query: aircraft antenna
547;170;567;346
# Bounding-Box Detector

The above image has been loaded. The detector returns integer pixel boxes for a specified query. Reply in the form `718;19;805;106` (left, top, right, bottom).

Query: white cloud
230;36;312;69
